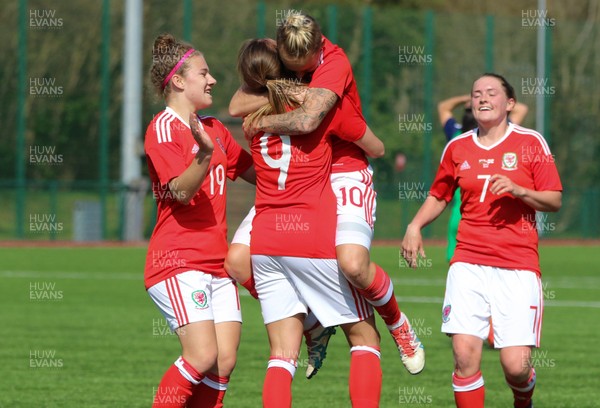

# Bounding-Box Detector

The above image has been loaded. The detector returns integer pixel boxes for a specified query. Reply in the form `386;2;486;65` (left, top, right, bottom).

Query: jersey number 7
477;174;491;202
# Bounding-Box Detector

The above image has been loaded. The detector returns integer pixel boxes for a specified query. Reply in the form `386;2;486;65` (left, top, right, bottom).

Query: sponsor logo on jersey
501;152;518;170
459;161;471;171
191;290;208;309
442;304;451;323
479;159;494;168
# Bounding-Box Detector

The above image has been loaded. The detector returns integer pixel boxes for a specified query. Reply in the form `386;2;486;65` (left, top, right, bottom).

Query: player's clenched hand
489;174;526;198
401;227;426;268
189;113;214;156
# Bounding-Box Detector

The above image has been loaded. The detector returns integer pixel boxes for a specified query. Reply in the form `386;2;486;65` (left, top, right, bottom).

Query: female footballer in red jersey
402;73;562;408
233;37;384;408
144;34;255;408
229;11;425;377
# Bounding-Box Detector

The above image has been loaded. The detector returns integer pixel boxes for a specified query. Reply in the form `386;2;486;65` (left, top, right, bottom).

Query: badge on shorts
192;290;208;309
442;304;451;323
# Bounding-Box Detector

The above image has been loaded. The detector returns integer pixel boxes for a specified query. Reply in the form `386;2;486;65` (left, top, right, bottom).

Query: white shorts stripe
331;167;377;248
167;277;187;327
351;284;370;320
363;175;376;227
350;286;362;319
165;278;180;326
174;277;190;325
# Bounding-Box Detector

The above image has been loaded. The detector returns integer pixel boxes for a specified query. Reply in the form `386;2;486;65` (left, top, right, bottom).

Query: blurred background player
438;94;529;348
403;73;562;408
230;11;425;378
234;38;384;407
144;33;255;408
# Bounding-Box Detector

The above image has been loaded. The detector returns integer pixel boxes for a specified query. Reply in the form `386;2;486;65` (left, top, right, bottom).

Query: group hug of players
143;11;561;408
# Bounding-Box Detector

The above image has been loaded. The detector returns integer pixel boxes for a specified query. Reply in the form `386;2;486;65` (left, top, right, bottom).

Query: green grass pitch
0;244;599;407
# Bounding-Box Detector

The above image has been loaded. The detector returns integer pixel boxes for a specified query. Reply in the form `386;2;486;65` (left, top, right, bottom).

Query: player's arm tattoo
259;88;338;135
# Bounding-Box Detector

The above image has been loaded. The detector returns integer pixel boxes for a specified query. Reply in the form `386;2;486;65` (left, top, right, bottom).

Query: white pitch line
2;270;600;308
544;300;600;308
394;296;600;309
392;277;600;291
0;270;140;281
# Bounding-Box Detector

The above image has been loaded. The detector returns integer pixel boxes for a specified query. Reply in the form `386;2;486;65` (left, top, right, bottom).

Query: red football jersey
144;107;253;289
310;37;368;173
430;124;562;275
250;97;367;258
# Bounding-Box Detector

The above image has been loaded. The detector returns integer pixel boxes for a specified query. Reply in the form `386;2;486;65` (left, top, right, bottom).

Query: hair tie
162;48;196;90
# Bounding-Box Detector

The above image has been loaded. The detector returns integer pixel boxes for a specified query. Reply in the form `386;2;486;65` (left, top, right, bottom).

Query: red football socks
349;346;382;408
453;370;485;408
357;264;401;327
262;357;296;408
153;357;204;408
240;275;258;299
187;373;229;408
507;368;536;408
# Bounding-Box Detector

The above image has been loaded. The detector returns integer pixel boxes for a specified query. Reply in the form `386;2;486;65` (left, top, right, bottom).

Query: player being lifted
228;11;425;378
235;37;384;407
402;73;562;408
